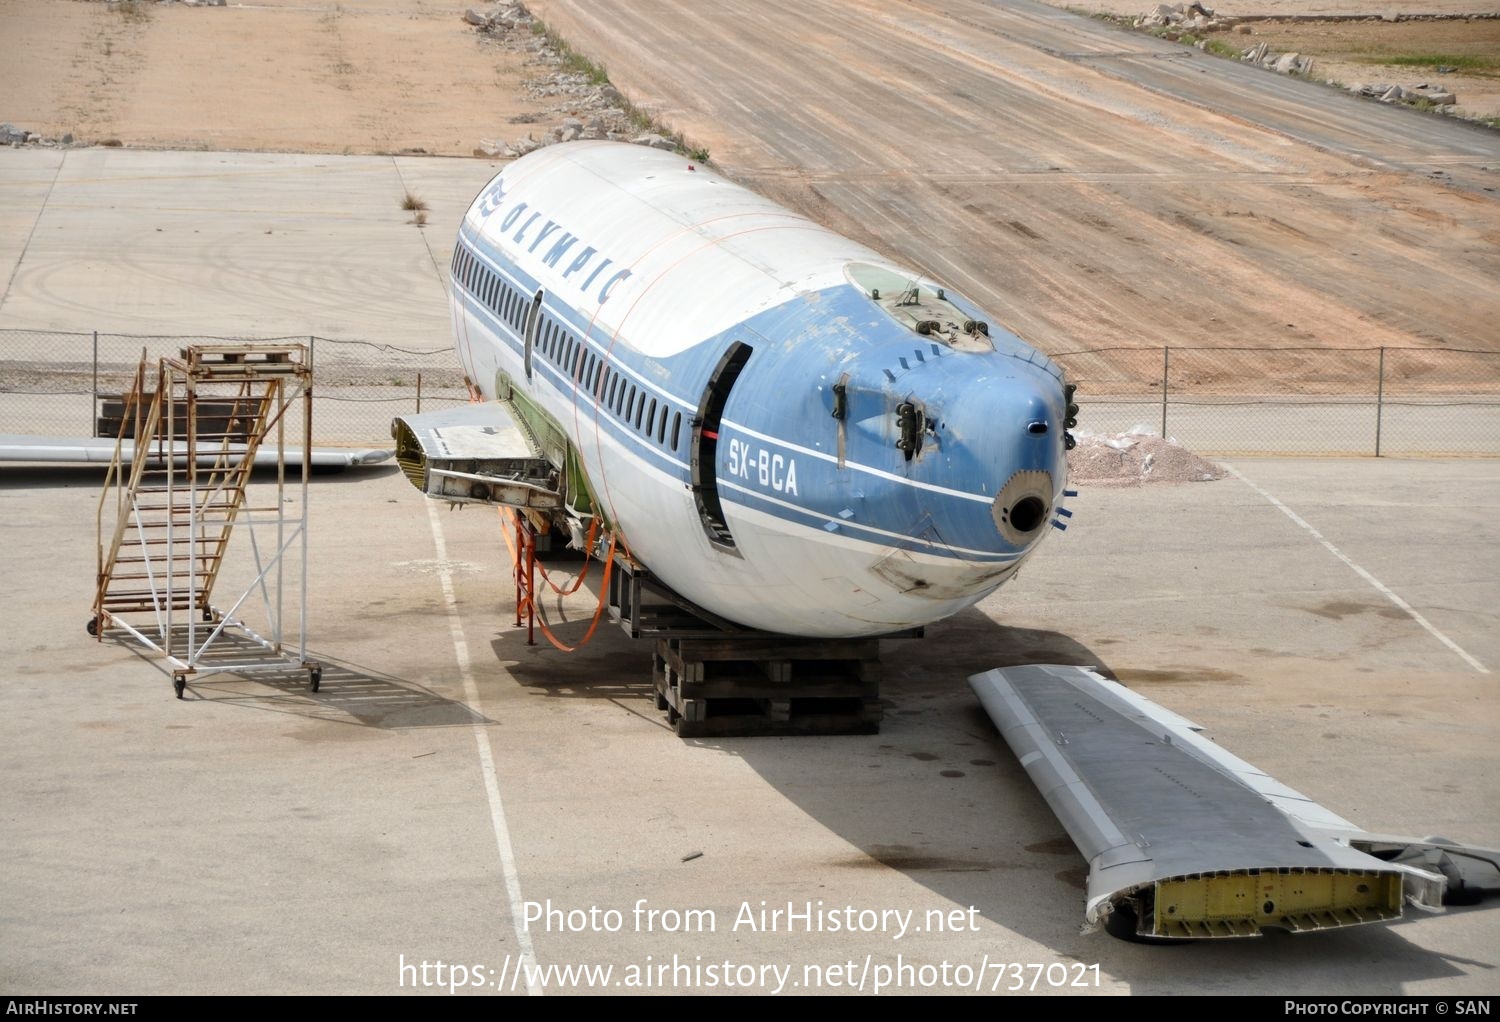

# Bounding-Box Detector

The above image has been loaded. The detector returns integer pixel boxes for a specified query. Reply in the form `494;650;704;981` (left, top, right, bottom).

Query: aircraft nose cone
923;364;1065;554
991;468;1054;545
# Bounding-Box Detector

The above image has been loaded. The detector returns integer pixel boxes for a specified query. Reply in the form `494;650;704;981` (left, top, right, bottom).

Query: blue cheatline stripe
718;480;1017;563
462;285;1007;562
454;290;690;478
453;233;1027;562
451;234;694;471
720;419;999;505
457;226;695;415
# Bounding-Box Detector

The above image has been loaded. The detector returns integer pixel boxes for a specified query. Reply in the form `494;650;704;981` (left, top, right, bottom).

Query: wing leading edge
970;665;1496;939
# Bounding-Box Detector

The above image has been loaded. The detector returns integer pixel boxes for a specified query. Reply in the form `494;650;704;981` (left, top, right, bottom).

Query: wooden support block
652;636;883;738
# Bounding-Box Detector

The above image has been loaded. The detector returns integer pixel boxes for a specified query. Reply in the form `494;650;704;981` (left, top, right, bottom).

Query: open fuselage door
691;341;752;552
523;289;543;382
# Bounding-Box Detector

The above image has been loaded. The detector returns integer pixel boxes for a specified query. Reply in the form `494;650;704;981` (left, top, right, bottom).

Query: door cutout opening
523;289;543;381
692;342;752;550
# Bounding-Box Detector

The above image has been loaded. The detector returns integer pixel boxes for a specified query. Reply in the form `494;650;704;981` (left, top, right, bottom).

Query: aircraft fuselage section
448;142;1068;637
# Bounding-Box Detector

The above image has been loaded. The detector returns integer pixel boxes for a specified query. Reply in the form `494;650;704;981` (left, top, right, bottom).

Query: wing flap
970;665;1447;939
391;404;561;508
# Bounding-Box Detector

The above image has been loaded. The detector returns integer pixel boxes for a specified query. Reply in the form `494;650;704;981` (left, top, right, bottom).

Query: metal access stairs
91;344;320;697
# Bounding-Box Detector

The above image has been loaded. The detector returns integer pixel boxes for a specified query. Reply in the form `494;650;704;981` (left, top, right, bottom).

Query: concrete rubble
1;124;79;148
462;2;690;159
1134;3;1234;33
1134;5;1470;114
1346;81;1458;108
631;133;677;151
1237;40;1315;77
1133;5;1314;77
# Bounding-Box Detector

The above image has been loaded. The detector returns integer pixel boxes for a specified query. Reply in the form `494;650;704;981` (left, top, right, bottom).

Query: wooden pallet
653;636;882;737
96;396;258;442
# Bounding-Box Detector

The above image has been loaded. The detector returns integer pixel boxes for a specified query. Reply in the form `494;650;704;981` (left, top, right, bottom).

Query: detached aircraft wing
0;433;392;469
970;664;1499;939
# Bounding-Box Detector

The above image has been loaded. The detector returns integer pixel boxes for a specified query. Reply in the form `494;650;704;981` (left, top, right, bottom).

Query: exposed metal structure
392;403;560;509
970;665;1499;940
90;343;320;697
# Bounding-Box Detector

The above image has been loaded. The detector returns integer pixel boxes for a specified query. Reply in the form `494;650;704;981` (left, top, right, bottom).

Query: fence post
1375;346;1385;458
1160;345;1169;439
416;372;423;414
308;336;316;447
91;330;99;437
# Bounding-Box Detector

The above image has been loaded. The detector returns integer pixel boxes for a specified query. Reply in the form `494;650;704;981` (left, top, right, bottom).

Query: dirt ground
1047;3;1500;121
1053;0;1496;16
0;0;554;153
1232;18;1500;122
4;0;1495;143
523;0;1500;369
4;0;1499;377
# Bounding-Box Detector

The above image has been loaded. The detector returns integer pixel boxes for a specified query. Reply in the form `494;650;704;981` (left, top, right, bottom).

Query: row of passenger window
453;242;685;458
454;242;529;335
532;314;685;455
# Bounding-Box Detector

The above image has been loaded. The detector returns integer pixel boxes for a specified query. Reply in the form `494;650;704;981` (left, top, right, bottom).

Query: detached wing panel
0;434;391;468
971;665;1448;939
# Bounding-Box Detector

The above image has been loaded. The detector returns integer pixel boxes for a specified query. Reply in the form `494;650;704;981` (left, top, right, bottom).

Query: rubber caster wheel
202;608;215;623
309;667;322;693
173;675;186;699
86;616;99;637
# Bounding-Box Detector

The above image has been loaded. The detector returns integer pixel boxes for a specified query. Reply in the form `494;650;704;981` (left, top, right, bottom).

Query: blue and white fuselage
448;141;1068;638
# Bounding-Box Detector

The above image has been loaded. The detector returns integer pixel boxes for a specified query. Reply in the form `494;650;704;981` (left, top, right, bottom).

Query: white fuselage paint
450;142;1066;637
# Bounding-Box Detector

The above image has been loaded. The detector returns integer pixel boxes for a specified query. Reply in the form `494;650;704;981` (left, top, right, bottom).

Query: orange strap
498;507;617;653
497;509;599;596
540;517;601;596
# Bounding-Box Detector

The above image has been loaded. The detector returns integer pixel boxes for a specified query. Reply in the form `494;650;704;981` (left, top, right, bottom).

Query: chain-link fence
1;331;1496;455
0;329;468;449
1053;346;1500;456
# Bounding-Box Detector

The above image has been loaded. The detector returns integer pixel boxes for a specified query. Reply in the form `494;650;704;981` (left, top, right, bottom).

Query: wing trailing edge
970;665;1496;940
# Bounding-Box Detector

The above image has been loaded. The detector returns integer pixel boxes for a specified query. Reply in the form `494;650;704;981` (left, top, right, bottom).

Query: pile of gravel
1066;427;1225;487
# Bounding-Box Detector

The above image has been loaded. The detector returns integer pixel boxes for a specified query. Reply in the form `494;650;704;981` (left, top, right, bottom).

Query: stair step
101;595;208;606
139;468;240;477
107;569;218;580
116;534;218;541
95;349;300;624
135;488;246;495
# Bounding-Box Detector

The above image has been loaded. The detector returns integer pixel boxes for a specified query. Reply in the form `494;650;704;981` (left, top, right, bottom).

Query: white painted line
426;502;545;995
0;152;66;314
1227;465;1488;675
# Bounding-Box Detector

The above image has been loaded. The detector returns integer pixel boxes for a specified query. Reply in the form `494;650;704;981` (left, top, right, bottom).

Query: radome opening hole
1008;496;1047;533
